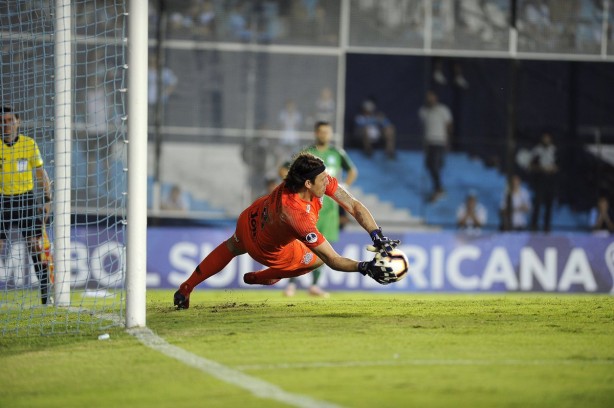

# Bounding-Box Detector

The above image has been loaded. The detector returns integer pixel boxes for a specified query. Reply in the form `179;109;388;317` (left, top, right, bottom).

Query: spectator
313;86;335;125
500;175;532;231
459;0;507;43
520;0;553;50
354;98;396;159
190;0;216;40
242;131;277;201
162;184;189;211
418;90;453;202
169;11;194;37
147;54;178;121
277;99;303;163
457;191;487;232
589;196;614;233
266;160;291;194
529;132;558;232
85;73;118;198
227;2;252;42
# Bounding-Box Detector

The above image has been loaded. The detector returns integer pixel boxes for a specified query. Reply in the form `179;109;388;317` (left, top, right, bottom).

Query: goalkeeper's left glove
358;257;396;285
367;228;400;256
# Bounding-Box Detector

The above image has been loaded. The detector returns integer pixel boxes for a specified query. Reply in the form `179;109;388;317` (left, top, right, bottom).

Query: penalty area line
127;327;343;408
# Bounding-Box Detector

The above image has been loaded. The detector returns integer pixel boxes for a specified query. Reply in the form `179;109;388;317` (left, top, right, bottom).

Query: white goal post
126;0;148;329
54;0;72;308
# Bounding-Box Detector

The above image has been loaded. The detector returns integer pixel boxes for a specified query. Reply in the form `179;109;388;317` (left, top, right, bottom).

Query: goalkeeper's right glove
358;257;396;285
366;228;400;256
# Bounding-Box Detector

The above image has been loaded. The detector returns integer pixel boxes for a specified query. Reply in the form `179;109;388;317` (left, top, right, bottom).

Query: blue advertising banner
144;227;614;294
2;227;613;293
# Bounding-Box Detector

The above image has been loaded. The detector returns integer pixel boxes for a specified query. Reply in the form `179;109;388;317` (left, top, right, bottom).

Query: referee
1;106;53;304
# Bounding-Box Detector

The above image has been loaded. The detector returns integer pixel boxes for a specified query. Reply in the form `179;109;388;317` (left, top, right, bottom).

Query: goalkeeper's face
309;171;330;198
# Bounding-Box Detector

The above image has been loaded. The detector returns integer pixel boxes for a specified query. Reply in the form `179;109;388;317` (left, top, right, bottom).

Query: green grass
1;290;613;408
1;289;123;336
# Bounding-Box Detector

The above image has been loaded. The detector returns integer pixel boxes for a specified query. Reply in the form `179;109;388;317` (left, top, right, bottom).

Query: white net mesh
0;0;127;336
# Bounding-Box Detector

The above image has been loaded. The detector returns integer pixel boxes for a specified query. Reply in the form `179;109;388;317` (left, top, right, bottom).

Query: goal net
0;0;128;336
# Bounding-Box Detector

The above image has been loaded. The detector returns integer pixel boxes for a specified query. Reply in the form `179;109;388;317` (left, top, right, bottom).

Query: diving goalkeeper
174;152;400;309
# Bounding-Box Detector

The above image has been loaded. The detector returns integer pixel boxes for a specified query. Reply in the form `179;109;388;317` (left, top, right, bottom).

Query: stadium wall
0;227;614;294
3;227;612;294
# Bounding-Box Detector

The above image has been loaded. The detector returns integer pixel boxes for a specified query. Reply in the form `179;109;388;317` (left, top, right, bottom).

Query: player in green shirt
284;121;358;297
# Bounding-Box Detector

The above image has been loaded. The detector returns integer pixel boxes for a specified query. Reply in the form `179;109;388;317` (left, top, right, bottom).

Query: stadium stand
346;149;588;231
137;142;590;231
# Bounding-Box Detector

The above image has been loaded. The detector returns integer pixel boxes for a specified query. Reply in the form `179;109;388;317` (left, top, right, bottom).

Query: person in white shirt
500;175;532;231
419;90;452;202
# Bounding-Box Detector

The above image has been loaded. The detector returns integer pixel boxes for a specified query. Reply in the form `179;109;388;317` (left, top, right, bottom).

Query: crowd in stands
3;0;612;234
350;0;609;52
147;0;339;45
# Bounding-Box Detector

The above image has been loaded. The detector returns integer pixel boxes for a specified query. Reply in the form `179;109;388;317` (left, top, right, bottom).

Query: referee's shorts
0;191;44;240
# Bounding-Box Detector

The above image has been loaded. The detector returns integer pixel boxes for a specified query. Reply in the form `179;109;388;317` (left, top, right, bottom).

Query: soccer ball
377;248;409;282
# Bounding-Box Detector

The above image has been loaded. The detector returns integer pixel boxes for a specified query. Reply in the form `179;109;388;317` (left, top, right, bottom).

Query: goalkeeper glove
367;228;400;256
358;257;396;285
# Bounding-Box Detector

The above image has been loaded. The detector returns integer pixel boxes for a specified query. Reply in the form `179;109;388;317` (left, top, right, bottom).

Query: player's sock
181;242;234;293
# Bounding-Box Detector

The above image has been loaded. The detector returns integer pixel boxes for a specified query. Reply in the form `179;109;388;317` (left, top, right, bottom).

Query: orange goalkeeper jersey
243;174;338;255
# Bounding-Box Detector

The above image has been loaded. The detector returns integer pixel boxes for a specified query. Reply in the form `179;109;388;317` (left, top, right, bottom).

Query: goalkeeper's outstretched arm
332;183;400;256
332;184;379;233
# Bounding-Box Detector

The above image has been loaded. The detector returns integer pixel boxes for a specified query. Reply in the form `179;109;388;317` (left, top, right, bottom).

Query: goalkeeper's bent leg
244;263;319;285
180;240;237;294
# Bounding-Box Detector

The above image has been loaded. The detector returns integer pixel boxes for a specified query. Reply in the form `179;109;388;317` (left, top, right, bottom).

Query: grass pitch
1;290;613;408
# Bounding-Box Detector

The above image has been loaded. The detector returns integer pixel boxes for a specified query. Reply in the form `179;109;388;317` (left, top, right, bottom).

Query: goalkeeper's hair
285;152;325;193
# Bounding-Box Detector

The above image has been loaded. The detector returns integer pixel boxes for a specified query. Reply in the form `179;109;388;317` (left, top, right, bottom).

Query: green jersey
305;144;356;242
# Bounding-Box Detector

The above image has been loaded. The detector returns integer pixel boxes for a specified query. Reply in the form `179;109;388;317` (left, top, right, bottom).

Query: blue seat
347;149;587;230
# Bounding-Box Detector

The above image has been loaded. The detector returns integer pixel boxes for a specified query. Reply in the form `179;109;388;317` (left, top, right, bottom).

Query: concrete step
348;186;433;232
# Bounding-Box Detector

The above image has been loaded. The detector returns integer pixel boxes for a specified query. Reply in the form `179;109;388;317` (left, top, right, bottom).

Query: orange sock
181;241;235;294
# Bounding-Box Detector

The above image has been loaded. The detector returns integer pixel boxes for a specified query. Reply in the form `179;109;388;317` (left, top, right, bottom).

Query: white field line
127;327;343;408
234;358;614;371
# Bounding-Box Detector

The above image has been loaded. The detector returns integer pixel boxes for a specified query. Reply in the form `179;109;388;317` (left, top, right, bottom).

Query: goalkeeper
0;106;54;304
284;120;358;298
174;152;400;309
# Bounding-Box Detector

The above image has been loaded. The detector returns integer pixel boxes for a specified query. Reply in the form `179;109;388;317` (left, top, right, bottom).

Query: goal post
126;0;149;329
54;0;72;308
